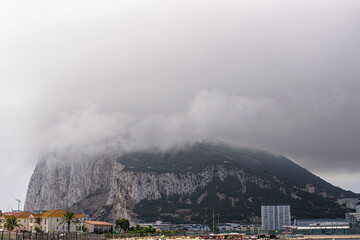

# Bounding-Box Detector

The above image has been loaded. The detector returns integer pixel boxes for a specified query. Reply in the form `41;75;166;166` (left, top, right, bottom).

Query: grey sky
0;0;360;211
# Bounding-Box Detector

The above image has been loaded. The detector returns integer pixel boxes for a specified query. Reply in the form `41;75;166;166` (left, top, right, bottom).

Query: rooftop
85;221;113;226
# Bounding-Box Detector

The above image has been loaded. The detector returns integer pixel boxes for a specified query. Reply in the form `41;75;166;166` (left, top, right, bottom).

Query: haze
0;0;359;211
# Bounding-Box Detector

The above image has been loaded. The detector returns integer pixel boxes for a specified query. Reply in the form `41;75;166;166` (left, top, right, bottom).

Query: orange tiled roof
14;211;33;218
40;209;85;218
2;210;85;219
40;209;62;217
85;221;113;226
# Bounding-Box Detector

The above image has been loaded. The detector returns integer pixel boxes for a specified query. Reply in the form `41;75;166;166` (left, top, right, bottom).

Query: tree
59;211;79;232
5;216;21;231
143;225;156;233
34;226;43;233
77;224;88;233
208;224;219;233
115;218;130;232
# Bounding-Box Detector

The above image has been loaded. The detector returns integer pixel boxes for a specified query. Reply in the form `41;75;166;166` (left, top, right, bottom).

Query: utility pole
15;199;21;211
212;209;215;233
217;214;220;229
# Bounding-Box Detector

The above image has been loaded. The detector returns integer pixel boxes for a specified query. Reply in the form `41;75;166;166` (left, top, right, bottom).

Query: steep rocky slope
25;142;356;223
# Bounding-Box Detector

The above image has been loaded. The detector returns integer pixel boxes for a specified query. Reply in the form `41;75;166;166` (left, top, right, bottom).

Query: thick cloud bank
1;0;360;210
42;89;360;172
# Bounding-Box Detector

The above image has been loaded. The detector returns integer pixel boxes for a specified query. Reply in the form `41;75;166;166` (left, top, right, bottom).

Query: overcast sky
1;0;360;211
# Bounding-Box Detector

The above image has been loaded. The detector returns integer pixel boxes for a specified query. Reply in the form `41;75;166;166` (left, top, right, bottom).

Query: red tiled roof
2;212;15;218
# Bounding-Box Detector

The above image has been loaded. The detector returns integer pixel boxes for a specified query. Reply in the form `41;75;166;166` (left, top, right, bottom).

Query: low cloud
1;0;360;209
39;89;360;172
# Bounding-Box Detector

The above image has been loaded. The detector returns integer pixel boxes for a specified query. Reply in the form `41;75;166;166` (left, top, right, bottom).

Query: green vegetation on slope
120;142;354;223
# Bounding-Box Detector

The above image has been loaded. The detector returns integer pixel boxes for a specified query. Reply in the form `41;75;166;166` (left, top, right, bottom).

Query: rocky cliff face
25;158;274;221
104;163;275;222
25;156;114;213
25;142;355;223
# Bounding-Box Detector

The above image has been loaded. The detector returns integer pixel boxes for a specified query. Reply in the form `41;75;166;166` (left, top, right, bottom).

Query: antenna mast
15;199;21;211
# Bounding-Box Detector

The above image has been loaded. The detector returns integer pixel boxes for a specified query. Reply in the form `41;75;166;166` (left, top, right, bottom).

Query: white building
28;209;85;232
84;221;113;233
337;198;360;209
356;203;360;213
138;221;171;231
261;204;291;230
0;209;85;232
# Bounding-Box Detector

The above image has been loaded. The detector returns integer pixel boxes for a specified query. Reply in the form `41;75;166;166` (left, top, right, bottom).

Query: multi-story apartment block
261;204;291;231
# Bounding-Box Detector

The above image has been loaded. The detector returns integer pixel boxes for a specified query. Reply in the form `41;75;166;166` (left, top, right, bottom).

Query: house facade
1;209;85;232
84;221;113;233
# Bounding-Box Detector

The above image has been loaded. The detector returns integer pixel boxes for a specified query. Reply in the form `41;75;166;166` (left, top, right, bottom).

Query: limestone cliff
25;142;356;223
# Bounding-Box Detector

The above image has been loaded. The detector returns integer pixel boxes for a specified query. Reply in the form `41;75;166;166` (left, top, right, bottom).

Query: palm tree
59;211;79;232
5;216;21;231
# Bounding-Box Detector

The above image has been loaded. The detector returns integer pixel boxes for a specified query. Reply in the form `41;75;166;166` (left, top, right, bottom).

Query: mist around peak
36;88;359;173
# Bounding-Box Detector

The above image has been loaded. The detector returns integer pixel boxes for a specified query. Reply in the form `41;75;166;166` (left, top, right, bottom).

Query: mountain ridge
25;141;356;223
